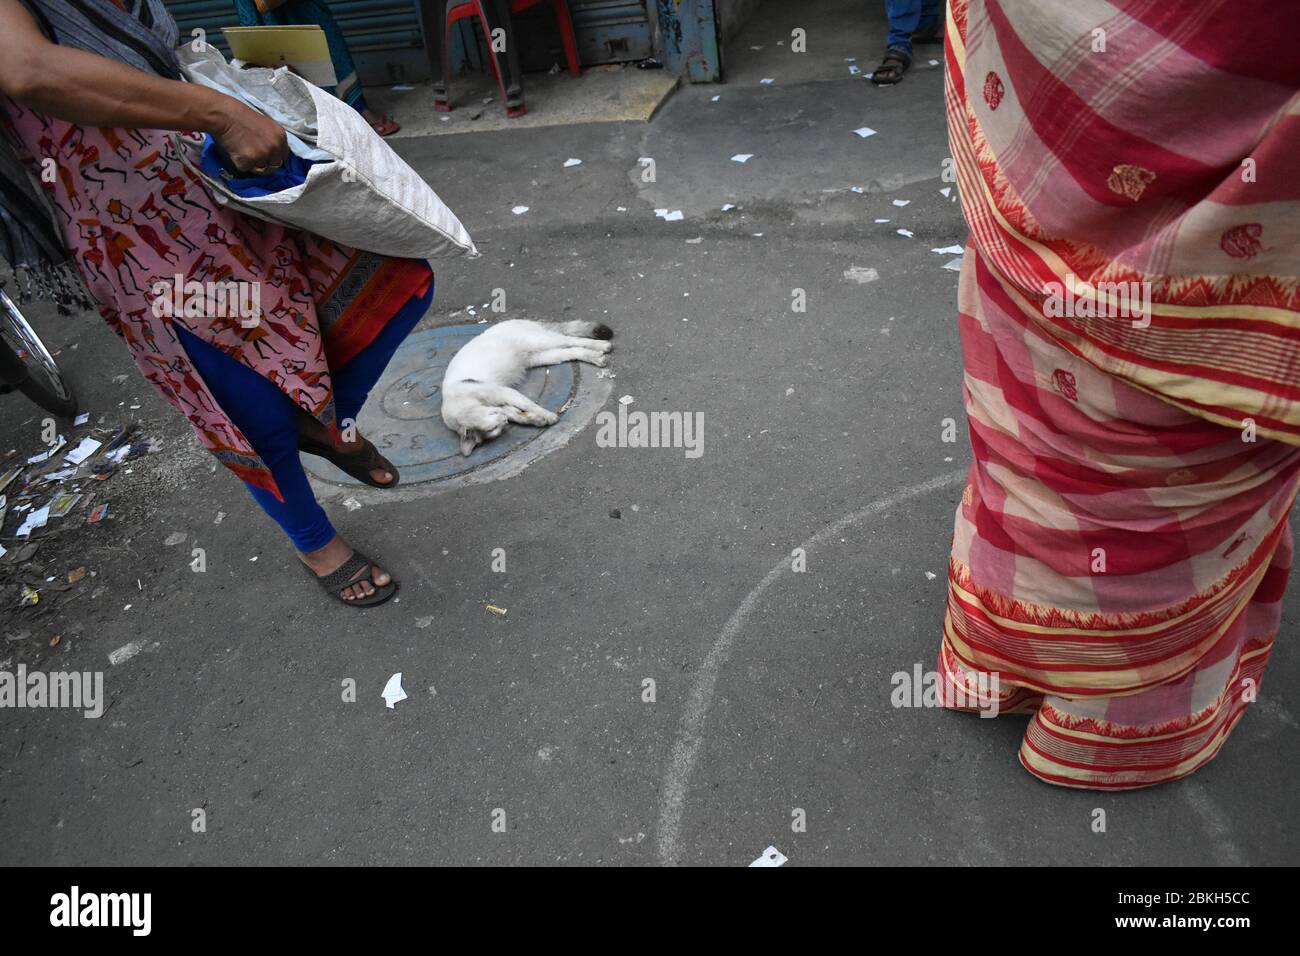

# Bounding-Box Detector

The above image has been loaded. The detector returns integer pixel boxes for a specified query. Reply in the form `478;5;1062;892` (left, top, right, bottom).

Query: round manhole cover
301;324;578;487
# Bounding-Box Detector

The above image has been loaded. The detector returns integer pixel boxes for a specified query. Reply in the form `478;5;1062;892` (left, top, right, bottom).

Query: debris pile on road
1;418;159;611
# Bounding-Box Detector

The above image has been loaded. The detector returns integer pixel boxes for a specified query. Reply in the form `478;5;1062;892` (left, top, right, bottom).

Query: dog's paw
591;340;613;353
532;410;560;426
591;354;609;368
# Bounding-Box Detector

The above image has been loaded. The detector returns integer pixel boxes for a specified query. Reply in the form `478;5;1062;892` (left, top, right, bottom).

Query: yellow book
222;25;338;88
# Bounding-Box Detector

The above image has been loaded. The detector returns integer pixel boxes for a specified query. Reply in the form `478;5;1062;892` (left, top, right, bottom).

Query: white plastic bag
173;44;477;260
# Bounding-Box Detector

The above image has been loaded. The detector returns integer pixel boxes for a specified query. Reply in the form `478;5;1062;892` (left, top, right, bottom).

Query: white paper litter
382;673;407;709
721;203;736;211
853;127;877;138
896;228;915;238
654;209;683;221
16;505;50;538
214;511;226;525
940;187;952;198
759;78;774;85
342;497;362;512
749;846;788;867
108;641;143;666
843;266;880;284
925;571;938;580
731;153;754;163
892;199;910;207
618;395;634;406
931;244;965;255
511;205;529;215
563;158;583;168
163;531;187;546
943;257;964;272
874;218;891;223
73;412;90;426
851;186;864;193
27;436;66;464
848;65;861;75
64;437;102;465
929;59;940;66
710;94;720;102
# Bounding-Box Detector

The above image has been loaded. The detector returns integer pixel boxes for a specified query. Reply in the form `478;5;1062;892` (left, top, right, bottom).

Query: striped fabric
21;0;181;79
945;0;1300;444
938;0;1300;788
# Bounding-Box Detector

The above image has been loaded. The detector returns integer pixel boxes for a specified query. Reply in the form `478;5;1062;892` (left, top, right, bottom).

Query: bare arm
0;0;287;171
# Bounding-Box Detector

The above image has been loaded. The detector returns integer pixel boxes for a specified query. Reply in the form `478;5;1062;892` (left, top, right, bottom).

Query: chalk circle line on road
655;468;967;866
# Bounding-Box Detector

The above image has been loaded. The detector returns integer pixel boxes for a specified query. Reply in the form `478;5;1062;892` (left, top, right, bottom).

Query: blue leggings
176;280;433;552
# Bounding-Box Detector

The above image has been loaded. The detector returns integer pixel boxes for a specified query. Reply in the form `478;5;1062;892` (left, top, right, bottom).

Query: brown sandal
299;435;400;488
871;48;912;85
307;549;397;607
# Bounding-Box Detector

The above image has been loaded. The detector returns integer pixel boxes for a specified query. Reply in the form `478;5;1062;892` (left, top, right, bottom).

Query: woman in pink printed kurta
0;0;432;604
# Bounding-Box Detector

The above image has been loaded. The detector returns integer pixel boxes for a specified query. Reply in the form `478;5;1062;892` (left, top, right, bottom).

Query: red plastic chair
421;0;580;118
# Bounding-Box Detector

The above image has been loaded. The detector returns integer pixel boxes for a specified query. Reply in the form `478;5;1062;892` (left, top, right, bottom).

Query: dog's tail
553;319;614;340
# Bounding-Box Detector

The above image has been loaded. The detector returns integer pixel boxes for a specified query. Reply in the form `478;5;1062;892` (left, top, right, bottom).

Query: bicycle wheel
0;287;78;418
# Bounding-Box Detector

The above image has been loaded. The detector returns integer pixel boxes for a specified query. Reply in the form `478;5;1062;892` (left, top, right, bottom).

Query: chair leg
551;0;581;76
420;0;454;111
476;0;526;117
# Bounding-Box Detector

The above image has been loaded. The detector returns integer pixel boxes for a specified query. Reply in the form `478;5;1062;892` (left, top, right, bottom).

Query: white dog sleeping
440;319;614;456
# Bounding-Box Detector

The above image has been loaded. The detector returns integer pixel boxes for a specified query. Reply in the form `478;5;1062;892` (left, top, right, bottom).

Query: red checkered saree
939;0;1300;788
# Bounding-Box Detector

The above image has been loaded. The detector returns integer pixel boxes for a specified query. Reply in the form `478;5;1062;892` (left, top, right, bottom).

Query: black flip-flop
307;550;397;607
871;48;912;85
299;435;400;488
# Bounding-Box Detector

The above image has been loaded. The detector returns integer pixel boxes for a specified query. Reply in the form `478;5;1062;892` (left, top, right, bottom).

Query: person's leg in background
174;324;393;602
916;0;942;42
875;0;921;84
885;0;921;57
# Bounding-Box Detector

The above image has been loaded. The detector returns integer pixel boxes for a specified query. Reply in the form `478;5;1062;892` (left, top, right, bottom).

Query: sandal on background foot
368;115;400;137
299;434;400;488
871;48;912;85
308;549;397;607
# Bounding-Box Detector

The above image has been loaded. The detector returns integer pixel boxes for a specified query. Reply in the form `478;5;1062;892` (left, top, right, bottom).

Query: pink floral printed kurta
2;96;428;497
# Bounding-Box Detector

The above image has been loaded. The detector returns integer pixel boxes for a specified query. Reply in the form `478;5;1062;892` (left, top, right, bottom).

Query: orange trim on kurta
323;258;434;368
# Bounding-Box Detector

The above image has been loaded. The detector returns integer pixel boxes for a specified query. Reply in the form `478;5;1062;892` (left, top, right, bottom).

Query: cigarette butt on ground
486;604;507;616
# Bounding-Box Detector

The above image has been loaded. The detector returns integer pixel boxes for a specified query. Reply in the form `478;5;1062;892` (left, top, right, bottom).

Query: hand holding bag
173;43;477;260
